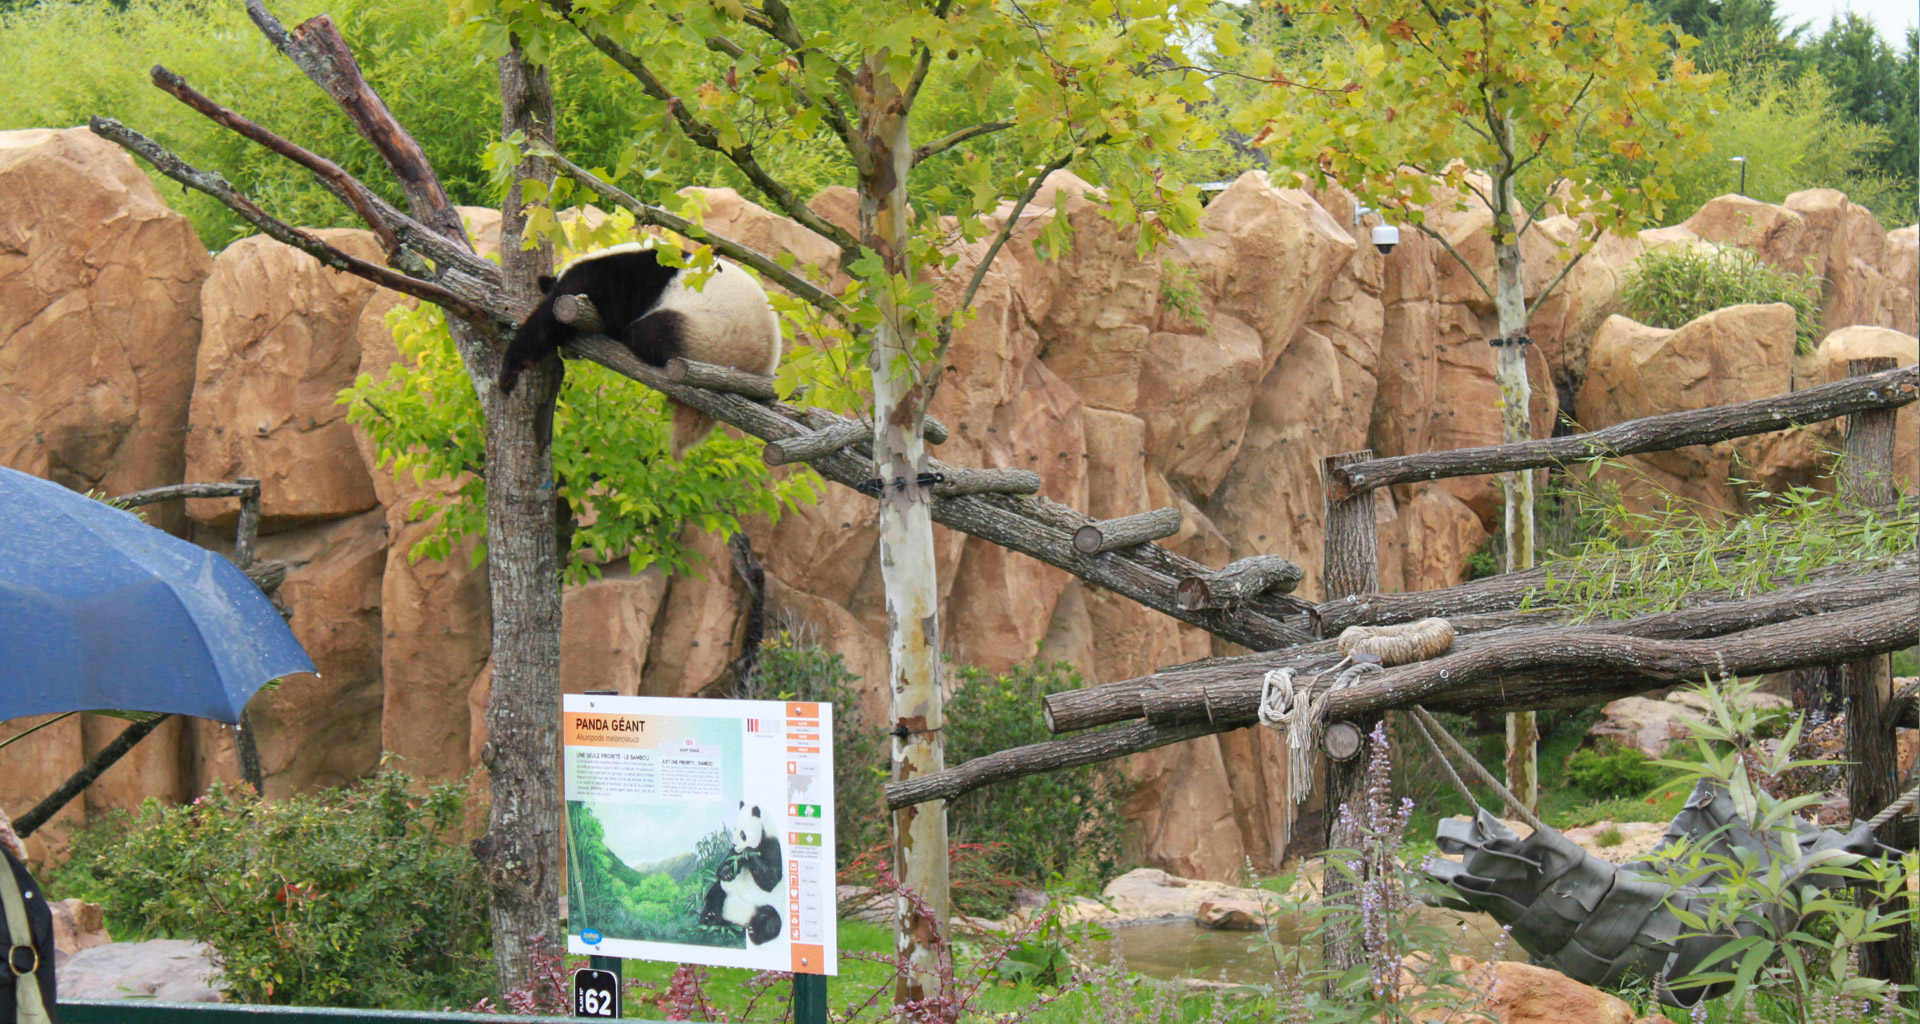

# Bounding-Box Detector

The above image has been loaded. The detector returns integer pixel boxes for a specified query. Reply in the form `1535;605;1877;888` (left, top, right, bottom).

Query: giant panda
498;242;783;460
698;802;784;946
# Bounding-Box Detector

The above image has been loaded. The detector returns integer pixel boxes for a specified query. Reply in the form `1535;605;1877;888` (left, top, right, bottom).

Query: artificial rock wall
1;125;1915;878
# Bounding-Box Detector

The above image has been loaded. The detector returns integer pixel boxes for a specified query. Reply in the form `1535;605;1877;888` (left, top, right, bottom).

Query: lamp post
1730;156;1747;196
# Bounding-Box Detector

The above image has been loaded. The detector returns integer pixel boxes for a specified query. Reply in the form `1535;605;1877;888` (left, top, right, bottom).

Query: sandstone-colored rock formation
7;131;1918;882
249;511;388;797
187;230;388;527
1576;303;1800;515
0;128;210;533
1787;188;1891;336
1682;193;1807;269
1398;954;1669;1024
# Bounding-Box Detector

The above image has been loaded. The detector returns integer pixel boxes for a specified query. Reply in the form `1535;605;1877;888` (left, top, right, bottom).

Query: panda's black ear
750;806;761;818
739;800;746;809
537;274;557;294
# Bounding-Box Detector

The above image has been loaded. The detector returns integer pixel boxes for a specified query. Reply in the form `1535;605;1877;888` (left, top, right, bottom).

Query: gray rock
56;940;225;1003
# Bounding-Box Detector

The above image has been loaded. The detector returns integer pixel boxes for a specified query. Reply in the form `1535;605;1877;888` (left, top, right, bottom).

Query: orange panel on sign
786;702;818;718
563;712;650;747
791;943;826;975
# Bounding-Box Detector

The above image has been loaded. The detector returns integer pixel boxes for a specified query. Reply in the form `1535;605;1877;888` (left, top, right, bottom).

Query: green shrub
754;639;1125;916
54;770;491;1008
1564;742;1663;800
945;660;1127;900
1621;243;1824;353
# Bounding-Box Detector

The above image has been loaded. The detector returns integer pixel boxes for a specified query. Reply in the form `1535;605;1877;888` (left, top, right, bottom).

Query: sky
1772;0;1916;44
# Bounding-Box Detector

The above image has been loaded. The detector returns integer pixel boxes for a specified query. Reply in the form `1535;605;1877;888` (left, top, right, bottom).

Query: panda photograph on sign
562;695;834;974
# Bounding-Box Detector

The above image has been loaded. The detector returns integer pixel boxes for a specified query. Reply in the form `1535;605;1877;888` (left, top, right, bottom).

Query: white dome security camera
1371;223;1400;255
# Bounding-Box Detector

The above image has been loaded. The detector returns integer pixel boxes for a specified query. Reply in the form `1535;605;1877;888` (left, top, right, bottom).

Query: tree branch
149;64;400;256
920;143;1084;414
544;0;862;258
544;152;855;325
1523;223;1603;319
245;0;468;248
91;118;500;327
912;121;1016;166
1411;220;1497;303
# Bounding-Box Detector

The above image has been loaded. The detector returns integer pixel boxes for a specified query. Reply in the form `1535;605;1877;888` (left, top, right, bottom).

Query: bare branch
919;143;1083;413
912;121;1016;166
1410;220;1496;303
544;152;854;324
245;0;468;248
149;64;399;256
92;118;499;327
1523;223;1602;319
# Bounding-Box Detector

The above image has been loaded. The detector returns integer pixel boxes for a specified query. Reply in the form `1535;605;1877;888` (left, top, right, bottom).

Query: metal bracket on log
1073;507;1182;555
1176;555;1305;610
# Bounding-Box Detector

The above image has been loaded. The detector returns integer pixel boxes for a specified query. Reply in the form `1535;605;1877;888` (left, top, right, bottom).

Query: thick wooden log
1177;555;1306;610
1073;507;1182;554
1045;552;1919;733
764;421;871;466
884;721;1221;809
1328;364;1919;499
244;560;289;595
666;357;781;400
931;468;1041;497
233;477;262;571
889;596;1920;810
564;333;1317;650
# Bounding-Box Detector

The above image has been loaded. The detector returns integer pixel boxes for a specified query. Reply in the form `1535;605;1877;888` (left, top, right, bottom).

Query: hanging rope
1866;778;1920;832
1409;704;1547;833
1259;616;1459;836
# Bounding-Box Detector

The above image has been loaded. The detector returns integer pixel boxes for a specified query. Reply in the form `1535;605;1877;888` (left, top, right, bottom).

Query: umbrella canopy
0;466;315;724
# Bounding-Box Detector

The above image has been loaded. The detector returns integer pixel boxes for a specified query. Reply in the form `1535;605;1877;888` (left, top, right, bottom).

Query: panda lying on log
700;801;784;947
498;243;783;460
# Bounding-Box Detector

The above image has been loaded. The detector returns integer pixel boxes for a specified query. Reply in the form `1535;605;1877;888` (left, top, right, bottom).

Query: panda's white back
655;261;783;376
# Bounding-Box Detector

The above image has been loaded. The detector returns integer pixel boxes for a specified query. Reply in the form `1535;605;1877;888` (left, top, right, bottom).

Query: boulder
643;527;748;696
0;128;210;533
0;715;84;865
57;940;224;1002
187;230;388;528
1397;485;1490;593
1886;226;1917;336
763;573;889;725
1587;690;1789;758
1785;189;1890;336
248;511;388;796
1813;326;1919;489
1134;318;1263;499
678;187;841;283
1398;954;1659;1024
1060;868;1273;926
560;562;667;697
1575;304;1799;515
1036;192;1161;411
1680;194;1806;269
49;899;110;963
1195;898;1269;931
81;713;190;817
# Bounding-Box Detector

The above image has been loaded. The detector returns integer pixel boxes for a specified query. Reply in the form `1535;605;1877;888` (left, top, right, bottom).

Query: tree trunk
1319;450;1379;977
1838;356;1911;986
854;64;950;1005
474;44;565;997
1490;123;1538;816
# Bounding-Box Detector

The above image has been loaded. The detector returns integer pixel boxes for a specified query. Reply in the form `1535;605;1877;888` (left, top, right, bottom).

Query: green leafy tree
454;0;1215;1000
1238;0;1716;813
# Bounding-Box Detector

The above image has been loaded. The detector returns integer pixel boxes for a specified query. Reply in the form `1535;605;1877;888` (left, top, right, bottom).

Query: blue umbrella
0;465;315;724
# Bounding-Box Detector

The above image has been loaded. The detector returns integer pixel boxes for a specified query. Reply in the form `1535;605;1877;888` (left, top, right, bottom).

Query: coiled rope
1259;618;1458;833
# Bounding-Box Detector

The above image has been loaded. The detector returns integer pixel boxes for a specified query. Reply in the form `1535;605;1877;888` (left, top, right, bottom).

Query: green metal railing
62;1002;611;1024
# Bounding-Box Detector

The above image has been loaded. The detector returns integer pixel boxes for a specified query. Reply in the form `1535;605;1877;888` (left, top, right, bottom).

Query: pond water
1084;909;1510;987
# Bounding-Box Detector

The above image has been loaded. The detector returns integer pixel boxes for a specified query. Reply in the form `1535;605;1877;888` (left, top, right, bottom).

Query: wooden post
1319;450;1379;975
1839;357;1910;986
